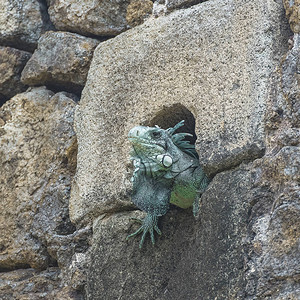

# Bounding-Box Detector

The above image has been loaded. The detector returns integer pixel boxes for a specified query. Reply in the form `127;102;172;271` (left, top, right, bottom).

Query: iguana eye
151;131;162;138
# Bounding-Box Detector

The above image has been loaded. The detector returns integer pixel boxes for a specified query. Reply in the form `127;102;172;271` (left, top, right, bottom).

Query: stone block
21;31;99;94
0;0;53;51
248;147;300;298
48;0;131;36
71;0;289;225
87;167;250;299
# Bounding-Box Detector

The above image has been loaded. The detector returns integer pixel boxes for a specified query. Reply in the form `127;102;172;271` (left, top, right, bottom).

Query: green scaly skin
127;120;209;248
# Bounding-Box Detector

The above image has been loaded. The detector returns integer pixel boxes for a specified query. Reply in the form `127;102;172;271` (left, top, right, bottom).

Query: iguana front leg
126;213;162;248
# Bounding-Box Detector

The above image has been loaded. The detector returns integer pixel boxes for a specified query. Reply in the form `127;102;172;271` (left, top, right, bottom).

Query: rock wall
0;0;299;299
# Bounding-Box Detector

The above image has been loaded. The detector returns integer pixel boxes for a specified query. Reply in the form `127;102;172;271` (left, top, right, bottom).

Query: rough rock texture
87;167;250;299
167;0;205;11
283;0;300;33
0;0;53;51
243;34;300;300
126;0;153;27
71;0;289;225
0;268;61;300
0;267;84;300
46;226;91;287
0;87;90;298
0;87;78;269
0;46;31;105
154;0;206;14
21;31;99;94
0;0;299;299
0;267;85;299
48;0;131;37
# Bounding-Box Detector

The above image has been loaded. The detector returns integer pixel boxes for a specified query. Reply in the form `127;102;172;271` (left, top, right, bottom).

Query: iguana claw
126;214;161;248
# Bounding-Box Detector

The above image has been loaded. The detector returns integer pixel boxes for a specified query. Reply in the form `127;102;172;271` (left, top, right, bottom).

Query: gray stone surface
71;0;290;225
48;0;131;36
0;1;298;299
21;31;99;94
0;268;61;300
0;0;53;51
87;167;249;299
47;226;91;286
246;149;300;299
0;46;31;103
0;87;79;271
243;34;300;300
0;267;84;299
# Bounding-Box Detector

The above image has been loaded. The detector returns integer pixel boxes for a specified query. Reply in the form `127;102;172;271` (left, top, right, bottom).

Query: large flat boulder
71;0;290;225
87;167;250;299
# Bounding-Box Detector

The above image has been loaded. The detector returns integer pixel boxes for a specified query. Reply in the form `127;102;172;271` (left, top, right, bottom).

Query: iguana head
128;126;169;159
128;120;198;179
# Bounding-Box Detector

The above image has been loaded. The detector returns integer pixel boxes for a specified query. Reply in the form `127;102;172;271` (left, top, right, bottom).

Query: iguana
127;120;209;248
